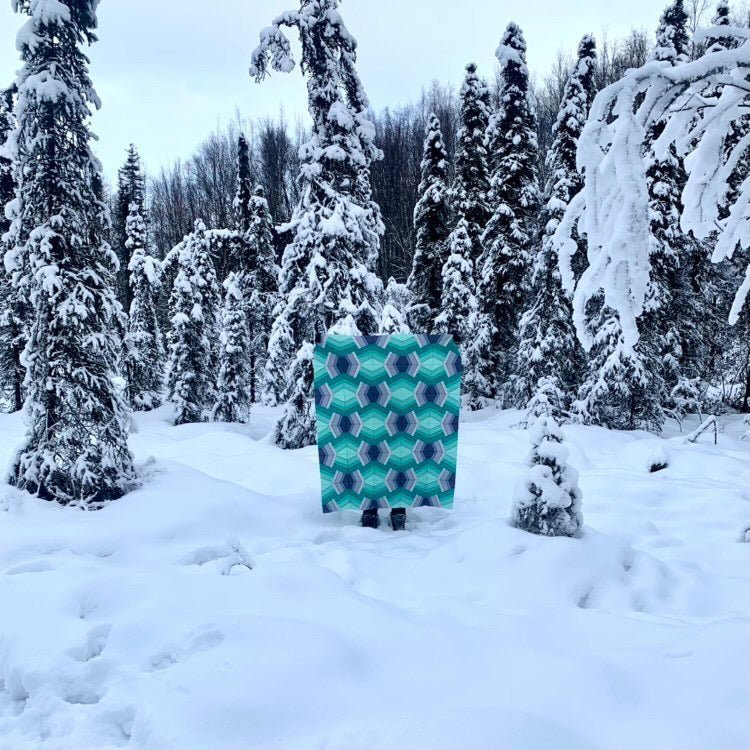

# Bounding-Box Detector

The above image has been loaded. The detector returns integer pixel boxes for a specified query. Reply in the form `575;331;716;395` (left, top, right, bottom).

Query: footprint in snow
5;559;54;575
147;626;225;671
98;705;137;746
66;624;112;662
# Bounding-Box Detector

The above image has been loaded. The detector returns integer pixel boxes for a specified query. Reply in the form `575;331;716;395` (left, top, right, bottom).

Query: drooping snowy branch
554;27;750;347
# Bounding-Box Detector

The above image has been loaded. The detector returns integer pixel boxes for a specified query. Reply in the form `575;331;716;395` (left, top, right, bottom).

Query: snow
0;406;748;750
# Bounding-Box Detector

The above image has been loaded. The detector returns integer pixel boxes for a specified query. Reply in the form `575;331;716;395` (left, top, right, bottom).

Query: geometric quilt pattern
313;334;462;513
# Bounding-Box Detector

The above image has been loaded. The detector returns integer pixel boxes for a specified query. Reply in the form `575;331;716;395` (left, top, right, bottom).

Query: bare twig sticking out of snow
683;415;718;445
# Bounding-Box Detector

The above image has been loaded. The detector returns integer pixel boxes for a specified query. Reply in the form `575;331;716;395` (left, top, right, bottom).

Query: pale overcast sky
0;0;681;181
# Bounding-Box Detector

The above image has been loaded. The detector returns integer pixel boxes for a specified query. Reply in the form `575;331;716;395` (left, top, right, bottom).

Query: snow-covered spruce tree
250;0;384;442
234;133;253;234
114;144;146;309
435;219;492;411
380;302;409;335
434;219;476;345
165;219;221;425
433;223;492;411
573;307;665;431
262;305;295;406
212;272;251;423
513;35;596;420
245;185;279;403
123;202;164;411
451;63;490;266
461;309;494;411
478;22;540;396
0;85;12;213
5;0;136;504
407;112;451;331
205;227;242;288
653;0;689;64
380;276;411;334
522;376;567;426
0;83;25;413
567;3;694;432
706;0;730;53
639;1;694;422
273;313;362;450
512;416;582;537
270;342;316;449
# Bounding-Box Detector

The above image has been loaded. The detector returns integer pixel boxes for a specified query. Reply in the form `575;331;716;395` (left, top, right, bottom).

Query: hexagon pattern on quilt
314;334;462;512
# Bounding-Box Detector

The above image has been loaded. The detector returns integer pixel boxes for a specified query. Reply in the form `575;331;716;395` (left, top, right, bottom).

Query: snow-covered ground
0;406;748;750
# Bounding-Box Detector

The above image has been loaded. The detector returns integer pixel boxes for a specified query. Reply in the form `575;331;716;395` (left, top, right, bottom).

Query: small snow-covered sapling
512;416;583;537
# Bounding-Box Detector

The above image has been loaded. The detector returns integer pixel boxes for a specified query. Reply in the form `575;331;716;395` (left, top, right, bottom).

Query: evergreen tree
513;36;595;420
700;1;750;413
566;3;691;433
251;0;384;425
521;376;567;427
271;343;316;449
5;0;136;504
380;277;411;334
380;302;410;335
641;119;689;421
212;272;251;423
573;309;665;432
262;307;295;406
229;134;270;406
114;144;146;309
408;112;451;331
451;63;490;265
575;2;691;433
123;202;164;411
512;416;583;537
653;0;689;63
0;85;12;212
706;0;731;53
434;219;492;411
234;133;253;233
0;83;25;412
245;185;279;403
461;309;494;412
434;219;475;345
271;315;361;449
478;22;540;395
165;219;221;425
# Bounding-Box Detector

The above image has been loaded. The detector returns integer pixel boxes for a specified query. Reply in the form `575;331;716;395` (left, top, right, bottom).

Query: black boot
361;508;379;528
390;508;406;531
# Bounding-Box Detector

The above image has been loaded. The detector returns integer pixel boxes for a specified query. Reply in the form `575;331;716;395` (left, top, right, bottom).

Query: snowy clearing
0;407;748;750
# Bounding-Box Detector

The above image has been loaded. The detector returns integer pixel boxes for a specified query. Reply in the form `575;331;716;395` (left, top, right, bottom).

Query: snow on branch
554;29;750;348
683;415;718;445
249;12;299;79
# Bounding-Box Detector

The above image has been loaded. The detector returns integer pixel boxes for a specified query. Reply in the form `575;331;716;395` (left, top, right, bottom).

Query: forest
0;0;747;748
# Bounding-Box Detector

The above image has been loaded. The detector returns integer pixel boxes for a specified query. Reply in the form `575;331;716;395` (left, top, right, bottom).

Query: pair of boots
361;508;406;531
